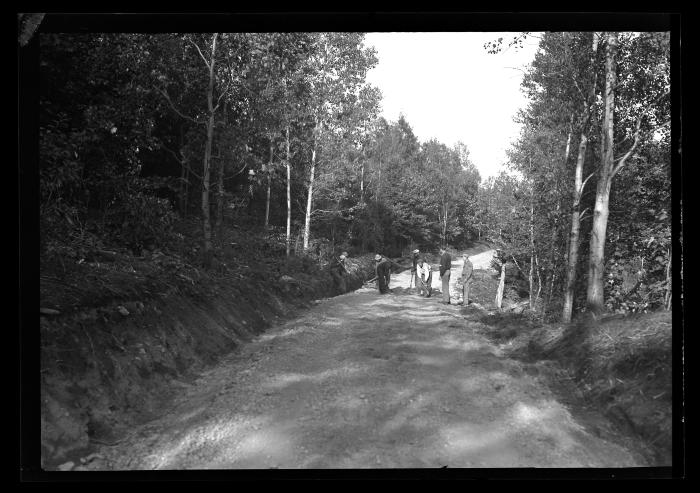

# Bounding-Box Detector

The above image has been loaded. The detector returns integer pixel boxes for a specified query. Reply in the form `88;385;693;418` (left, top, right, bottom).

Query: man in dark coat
330;251;349;293
374;254;392;294
439;248;452;304
459;254;474;305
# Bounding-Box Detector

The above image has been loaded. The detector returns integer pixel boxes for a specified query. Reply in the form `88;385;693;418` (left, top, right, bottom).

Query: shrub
104;191;177;252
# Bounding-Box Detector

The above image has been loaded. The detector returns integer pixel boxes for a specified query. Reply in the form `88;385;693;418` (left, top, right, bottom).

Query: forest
38;31;672;322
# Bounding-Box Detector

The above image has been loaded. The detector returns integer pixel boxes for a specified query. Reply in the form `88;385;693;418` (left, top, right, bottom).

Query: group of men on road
410;248;473;305
331;247;474;304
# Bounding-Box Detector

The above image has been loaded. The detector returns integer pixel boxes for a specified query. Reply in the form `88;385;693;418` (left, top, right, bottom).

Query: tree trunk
586;32;619;316
528;158;535;311
265;141;273;228
562;32;600;323
201;33;218;269
529;206;535;311
562;136;588;322
546;115;573;314
179;157;187;215
441;202;448;248
303;128;317;251
285;126;291;257
215;104;227;239
377;156;382;201
495;261;506;310
215;142;224;237
664;248;672;310
360;160;365;202
535;254;542;310
546;270;556;316
177;125;188;216
183;165;190;215
587;177;612;314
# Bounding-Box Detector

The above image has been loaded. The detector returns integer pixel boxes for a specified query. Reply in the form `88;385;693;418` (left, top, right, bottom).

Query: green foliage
103;189;178;252
605;142;671;313
37;31;484;277
482;31;671;320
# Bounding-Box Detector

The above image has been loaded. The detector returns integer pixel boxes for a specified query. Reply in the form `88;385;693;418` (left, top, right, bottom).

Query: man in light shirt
410;249;420;290
416;258;432;297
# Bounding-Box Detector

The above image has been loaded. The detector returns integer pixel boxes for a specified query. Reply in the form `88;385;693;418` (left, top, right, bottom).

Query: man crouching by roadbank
374;254;392;294
330;251;349;294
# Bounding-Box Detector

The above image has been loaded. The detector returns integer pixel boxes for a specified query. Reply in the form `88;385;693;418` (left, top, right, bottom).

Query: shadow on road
105;282;645;469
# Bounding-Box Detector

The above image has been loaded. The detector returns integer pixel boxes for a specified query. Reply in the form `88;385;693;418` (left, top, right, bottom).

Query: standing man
410;249;420;290
247;169;256;215
459;254;474;305
330;251;349;294
416;258;432;297
439;247;452;304
374;254;392;294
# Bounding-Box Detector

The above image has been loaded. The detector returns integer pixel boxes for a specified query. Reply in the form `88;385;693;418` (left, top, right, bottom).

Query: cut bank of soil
86;256;648;470
39;249;380;468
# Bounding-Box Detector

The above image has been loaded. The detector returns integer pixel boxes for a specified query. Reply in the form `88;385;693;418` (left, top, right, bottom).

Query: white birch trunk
664;248;672;310
562;33;599;322
265;142;273;228
586;32;619;315
303;130;317;251
285;127;292;257
495;261;506;310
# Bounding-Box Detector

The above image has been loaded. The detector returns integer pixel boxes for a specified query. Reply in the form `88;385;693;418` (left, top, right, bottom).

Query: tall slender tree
562;32;601;322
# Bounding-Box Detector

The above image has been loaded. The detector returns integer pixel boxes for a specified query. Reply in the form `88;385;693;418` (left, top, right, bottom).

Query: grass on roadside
475;308;673;466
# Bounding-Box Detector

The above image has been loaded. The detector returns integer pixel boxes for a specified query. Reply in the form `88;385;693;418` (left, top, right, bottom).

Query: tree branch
188;37;211;70
159;143;204;181
160;142;184;164
579;172;596;196
311;206;358;217
182;164;202;182
572;76;586;104
183;165;202;182
611;114;643;179
222;163;249;182
156;87;202;125
213;79;232;113
511;255;524;274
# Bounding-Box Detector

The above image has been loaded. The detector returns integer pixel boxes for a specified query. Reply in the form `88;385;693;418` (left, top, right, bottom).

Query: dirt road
92;252;646;469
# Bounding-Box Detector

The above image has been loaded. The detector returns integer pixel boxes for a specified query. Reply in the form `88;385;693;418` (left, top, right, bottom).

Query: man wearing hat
458;254;474;305
410;249;420;290
374;254;392;294
330;251;350;294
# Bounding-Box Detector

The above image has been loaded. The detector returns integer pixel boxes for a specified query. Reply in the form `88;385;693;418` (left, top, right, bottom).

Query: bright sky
364;32;540;180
